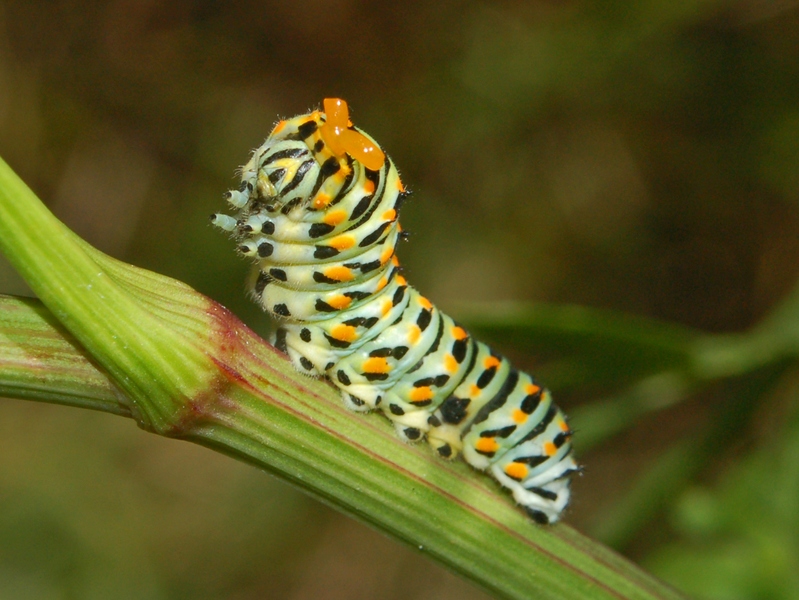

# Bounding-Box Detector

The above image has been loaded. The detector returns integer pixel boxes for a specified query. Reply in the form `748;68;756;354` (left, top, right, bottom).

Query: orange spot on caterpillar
382;209;396;221
375;276;388;291
475;437;499;454
444;354;458;373
324;266;354;282
362;357;391;374
419;296;433;310
271;120;287;135
381;298;393;317
512;409;528;424
543;441;557;456
327;295;352;310
484;356;501;369
410;387;433;402
380;247;394;265
396;178;405;192
469;384;481;397
363;179;376;195
313;193;333;210
329;235;356;250
504;462;529;481
558;418;570;432
320;98;385;170
391;256;400;267
452;326;468;341
408;325;421;345
525;383;541;395
330;324;358;342
323;209;348;226
395;275;407;286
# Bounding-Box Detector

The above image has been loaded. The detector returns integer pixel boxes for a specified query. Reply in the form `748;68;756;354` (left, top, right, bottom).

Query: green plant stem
0;155;686;599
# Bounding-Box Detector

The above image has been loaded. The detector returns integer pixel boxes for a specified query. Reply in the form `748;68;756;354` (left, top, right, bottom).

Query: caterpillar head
213;98;385;226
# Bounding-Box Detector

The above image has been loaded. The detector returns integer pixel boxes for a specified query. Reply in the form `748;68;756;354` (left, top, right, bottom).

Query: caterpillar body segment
213;99;577;524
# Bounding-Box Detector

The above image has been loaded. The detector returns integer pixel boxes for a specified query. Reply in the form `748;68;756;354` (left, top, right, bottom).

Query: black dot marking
528;487;558;501
480;425;517;439
553;431;571;448
348;394;364;407
434;374;450;387
359;221;392;247
314;139;324;152
254;271;273;295
417;309;432;331
257;242;274;257
296;120;318;138
273;303;291;317
389;404;404;416
476;366;497;389
526;508;550;525
315;299;337;312
269;268;287;281
346;291;372;302
364;372;389;382
300;357;314;370
437;444;452;458
517;455;548;468
324;333;352;349
440;396;470;425
309;222;335;238
392;286;406;306
395;190;411;210
375;396;383;406
404;427;421;441
521;388;543;414
320;156;341;177
392;346;409;360
274;328;288;353
411;399;432;407
452;338;468;363
350;196;372;220
300;328;311;342
313;271;341;284
363;317;379;329
359;260;381;274
314;245;340;259
262;221;275;234
428;414;442;427
368;347;393;358
337;370;351;386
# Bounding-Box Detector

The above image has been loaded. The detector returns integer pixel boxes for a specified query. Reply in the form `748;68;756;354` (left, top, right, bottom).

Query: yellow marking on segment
475;437;499;454
504;462;529;481
408;325;421;345
330;324;358;342
391;256;400;267
364;179;376;194
323;209;348;226
327;295;352;310
334;165;351;182
313;193;332;210
382;209;396;221
452;326;468;340
419;296;433;310
375;276;388;291
330;235;356;250
380;247;394;264
381;298;393;317
444;354;458;373
395;275;407;286
543;441;557;456
271;120;287;135
525;383;541;395
396;178;405;192
324;266;354;282
469;384;481;397
484;356;501;369
363;357;391;374
410;387;433;402
558;418;570;432
512;409;528;424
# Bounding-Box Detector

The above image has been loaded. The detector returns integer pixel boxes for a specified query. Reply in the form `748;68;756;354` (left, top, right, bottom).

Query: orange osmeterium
320;98;386;171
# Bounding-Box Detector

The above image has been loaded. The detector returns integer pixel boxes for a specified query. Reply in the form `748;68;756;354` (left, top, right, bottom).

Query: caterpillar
211;98;578;524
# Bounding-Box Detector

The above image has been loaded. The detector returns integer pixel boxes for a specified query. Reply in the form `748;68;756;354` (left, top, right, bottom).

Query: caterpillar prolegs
211;99;578;524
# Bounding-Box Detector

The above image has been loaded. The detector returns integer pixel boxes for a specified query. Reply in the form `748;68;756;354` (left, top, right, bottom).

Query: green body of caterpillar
211;99;578;524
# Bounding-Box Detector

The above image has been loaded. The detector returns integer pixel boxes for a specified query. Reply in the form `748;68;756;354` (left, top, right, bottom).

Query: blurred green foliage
1;0;799;598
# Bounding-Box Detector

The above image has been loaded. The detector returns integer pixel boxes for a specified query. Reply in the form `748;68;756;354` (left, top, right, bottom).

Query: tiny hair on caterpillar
211;98;578;524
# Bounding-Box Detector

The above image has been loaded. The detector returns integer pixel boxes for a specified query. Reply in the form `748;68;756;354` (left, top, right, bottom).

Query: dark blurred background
1;1;799;598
